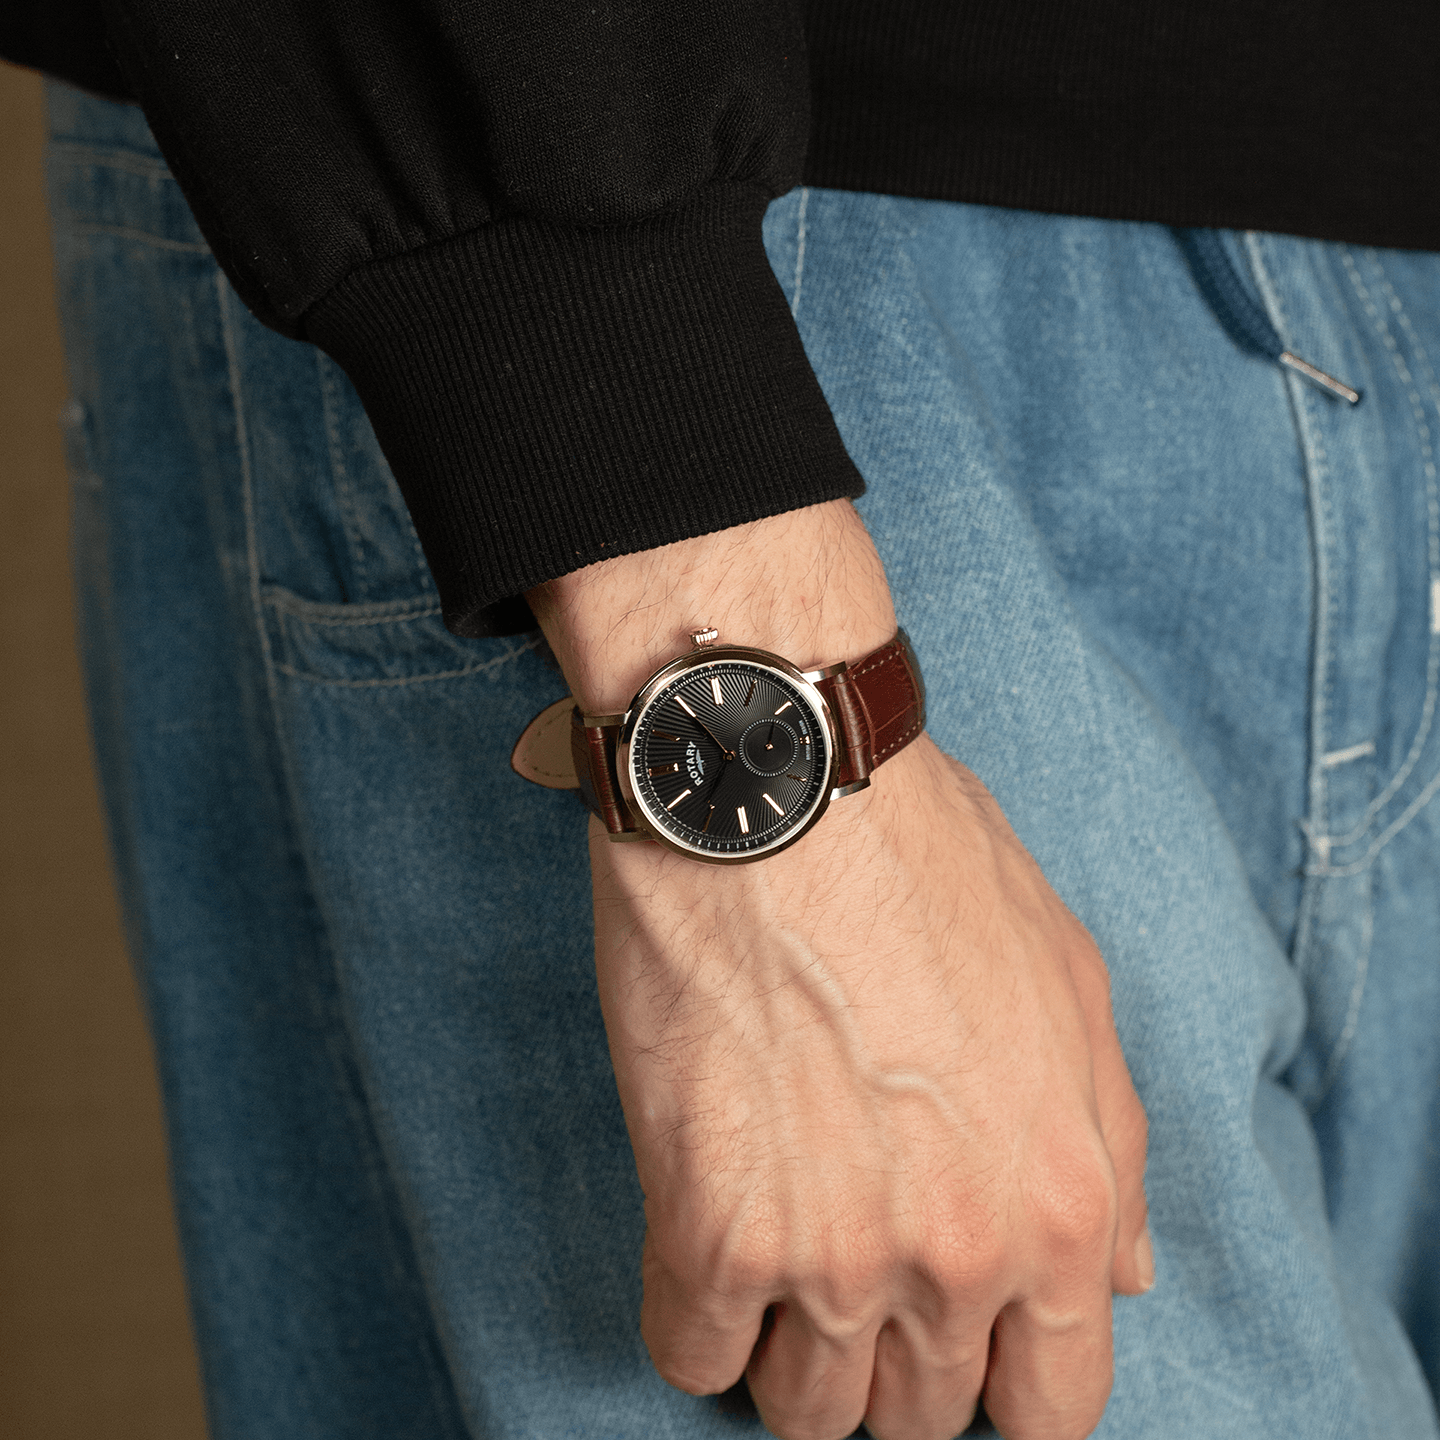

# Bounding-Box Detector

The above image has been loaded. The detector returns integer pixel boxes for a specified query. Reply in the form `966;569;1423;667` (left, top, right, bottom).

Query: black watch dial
628;660;832;857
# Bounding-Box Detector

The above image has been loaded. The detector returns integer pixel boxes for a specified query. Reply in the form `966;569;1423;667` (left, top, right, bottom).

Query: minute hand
691;714;735;762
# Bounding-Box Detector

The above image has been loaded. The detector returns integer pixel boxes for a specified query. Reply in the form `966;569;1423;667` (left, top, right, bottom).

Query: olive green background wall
0;61;207;1438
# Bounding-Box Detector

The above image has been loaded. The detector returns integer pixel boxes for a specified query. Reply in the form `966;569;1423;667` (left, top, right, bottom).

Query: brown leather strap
568;631;925;834
570;709;637;834
815;630;926;792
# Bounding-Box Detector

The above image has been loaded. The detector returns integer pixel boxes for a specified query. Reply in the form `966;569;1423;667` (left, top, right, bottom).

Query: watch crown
689;627;719;648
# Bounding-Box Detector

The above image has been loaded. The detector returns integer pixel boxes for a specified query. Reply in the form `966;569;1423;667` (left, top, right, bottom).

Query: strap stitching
846;642;905;681
843;643;922;765
874;715;924;764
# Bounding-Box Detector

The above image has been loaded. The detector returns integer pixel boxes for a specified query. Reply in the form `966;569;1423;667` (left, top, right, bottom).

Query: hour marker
774;701;793;715
737;805;750;834
786;774;805;782
676;696;697;718
666;788;692;810
702;806;714;833
744;679;757;707
710;677;725;706
649;763;679;777
798;734;811;744
653;730;681;743
762;793;785;816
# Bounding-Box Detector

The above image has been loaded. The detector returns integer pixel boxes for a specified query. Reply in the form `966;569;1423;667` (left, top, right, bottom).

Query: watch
511;628;925;864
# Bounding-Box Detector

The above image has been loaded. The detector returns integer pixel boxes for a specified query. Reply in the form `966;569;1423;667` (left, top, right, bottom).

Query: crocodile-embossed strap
814;630;927;793
564;630;925;836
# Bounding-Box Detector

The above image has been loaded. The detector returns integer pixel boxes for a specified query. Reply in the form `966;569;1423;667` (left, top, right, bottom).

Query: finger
863;1312;989;1440
639;1234;762;1396
1064;942;1152;1294
983;1289;1115;1440
746;1301;879;1440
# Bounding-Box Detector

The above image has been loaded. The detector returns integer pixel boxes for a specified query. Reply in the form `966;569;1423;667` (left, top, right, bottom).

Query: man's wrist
525;500;897;713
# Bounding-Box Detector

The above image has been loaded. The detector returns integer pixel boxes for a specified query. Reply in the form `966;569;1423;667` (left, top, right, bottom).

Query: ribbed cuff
305;183;865;638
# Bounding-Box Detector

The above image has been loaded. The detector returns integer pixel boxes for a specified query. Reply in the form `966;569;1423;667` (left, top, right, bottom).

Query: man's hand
529;501;1150;1440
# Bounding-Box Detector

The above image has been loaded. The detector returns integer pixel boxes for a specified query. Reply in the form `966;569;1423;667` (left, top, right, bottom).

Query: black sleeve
1;0;132;99
98;0;865;635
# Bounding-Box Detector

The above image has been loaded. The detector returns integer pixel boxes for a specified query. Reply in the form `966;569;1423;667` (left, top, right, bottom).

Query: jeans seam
219;270;286;766
790;186;809;319
1247;242;1335;832
1245;234;1335;980
1306;864;1375;1112
61;222;209;254
273;637;540;688
47;140;172;179
316;350;371;599
405;503;436;596
1303;765;1440;877
263;593;444;626
1311;247;1440;853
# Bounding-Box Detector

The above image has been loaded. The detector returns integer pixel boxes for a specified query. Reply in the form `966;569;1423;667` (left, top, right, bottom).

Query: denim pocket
46;139;207;253
261;585;541;688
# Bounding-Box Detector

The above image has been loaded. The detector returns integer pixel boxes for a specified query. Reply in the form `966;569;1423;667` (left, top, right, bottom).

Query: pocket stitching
262;586;442;627
274;636;540;689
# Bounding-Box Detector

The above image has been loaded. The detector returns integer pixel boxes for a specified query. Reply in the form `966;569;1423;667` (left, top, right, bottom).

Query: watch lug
801;659;848;683
579;710;627;729
830;776;872;800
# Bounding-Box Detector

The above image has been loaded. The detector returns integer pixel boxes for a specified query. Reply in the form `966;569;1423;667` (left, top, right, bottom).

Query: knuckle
1031;1155;1118;1256
712;1243;783;1301
926;1223;1010;1300
650;1211;784;1302
799;1252;891;1336
797;1294;874;1348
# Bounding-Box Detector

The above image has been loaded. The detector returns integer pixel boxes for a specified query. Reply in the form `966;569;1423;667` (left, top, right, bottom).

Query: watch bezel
616;645;838;864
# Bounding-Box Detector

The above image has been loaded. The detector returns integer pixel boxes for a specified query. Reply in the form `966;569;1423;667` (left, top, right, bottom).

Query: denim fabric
46;82;1440;1439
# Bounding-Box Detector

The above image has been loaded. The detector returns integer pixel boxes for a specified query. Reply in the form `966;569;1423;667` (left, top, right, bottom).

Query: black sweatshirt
7;1;1440;636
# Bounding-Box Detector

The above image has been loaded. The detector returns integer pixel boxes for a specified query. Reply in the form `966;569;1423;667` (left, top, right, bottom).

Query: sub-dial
739;717;800;777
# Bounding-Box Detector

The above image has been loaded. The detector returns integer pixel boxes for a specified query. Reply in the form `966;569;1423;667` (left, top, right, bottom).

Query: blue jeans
46;83;1440;1438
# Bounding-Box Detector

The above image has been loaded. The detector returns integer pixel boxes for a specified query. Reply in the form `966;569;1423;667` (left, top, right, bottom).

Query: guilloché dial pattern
629;662;830;856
